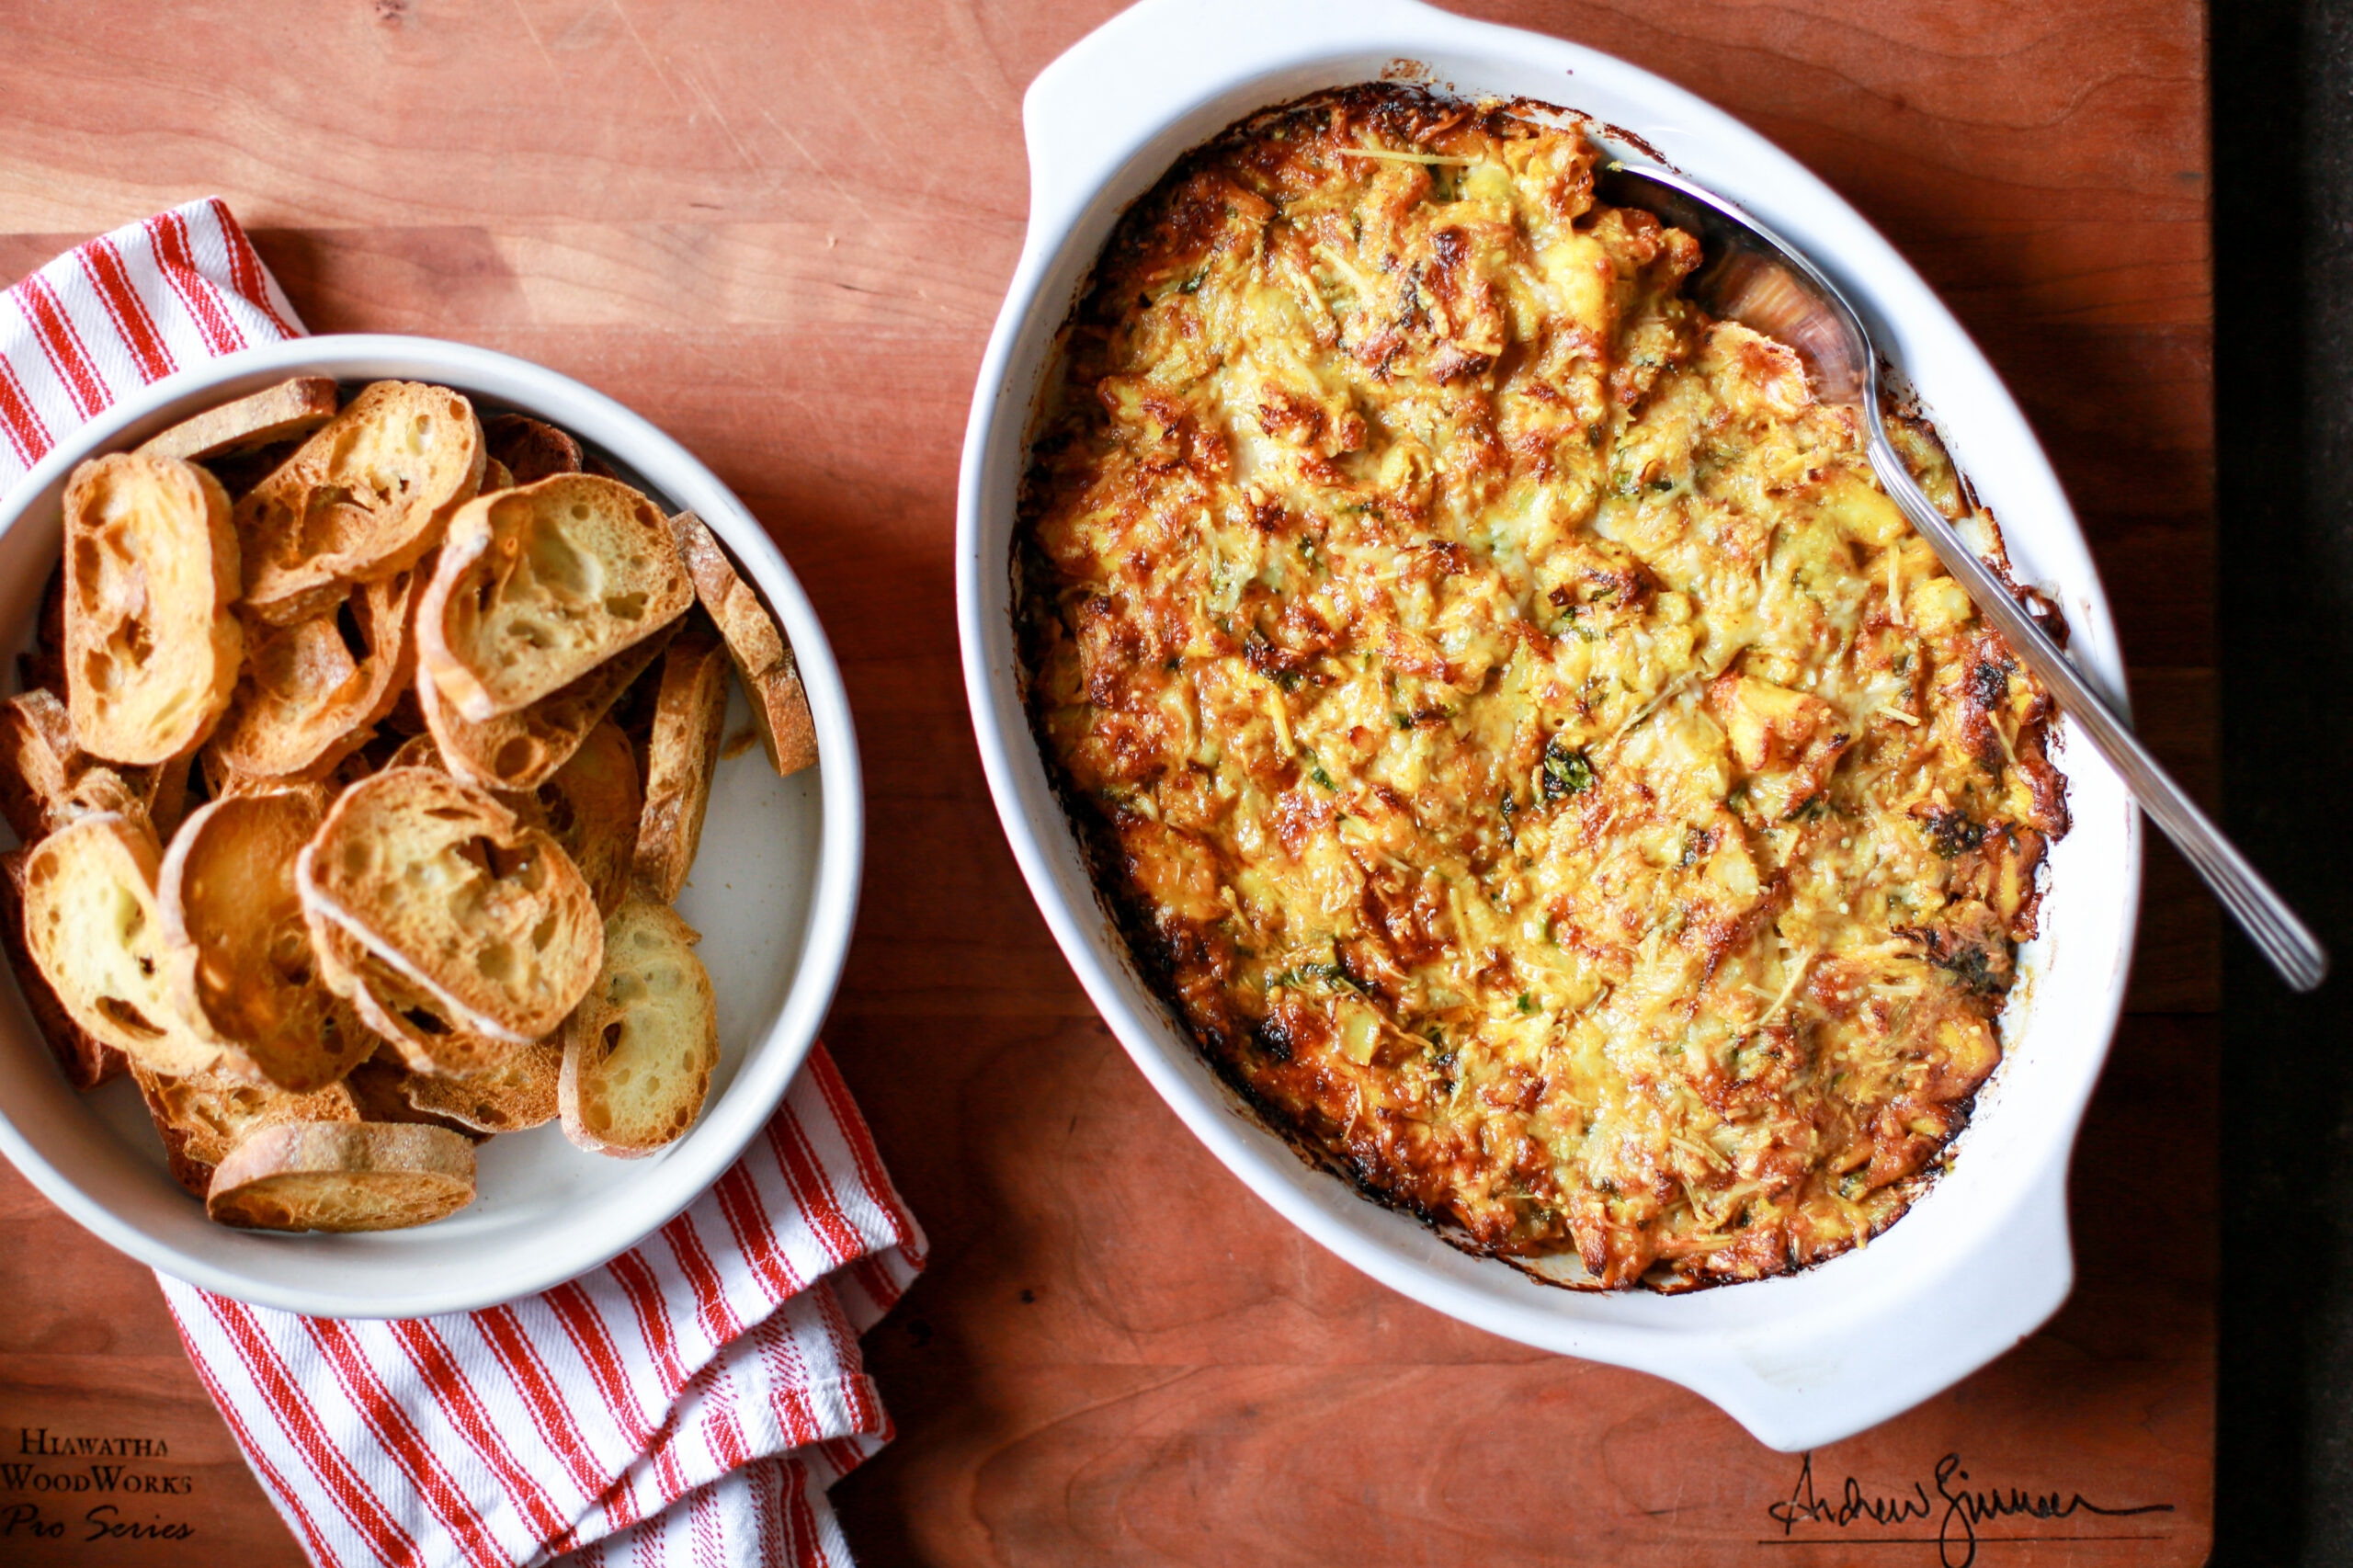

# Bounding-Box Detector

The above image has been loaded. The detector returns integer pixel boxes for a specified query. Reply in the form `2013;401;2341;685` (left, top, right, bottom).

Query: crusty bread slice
481;456;515;493
367;727;631;915
0;688;98;842
0;689;196;845
533;721;640;916
371;724;631;903
63;452;243;767
382;733;442;772
206;1120;474;1232
156;790;375;1092
234;381;484;625
0;848;125;1090
145;751;195;839
21;813;226;1077
207;562;422;779
311;912;526;1078
417;621;671;791
415;474;693;722
131;1065;359;1199
669;511;817;777
343;1048;486;1139
631;615;731;903
297;767;603;1045
559;900;718;1157
483;414;582;485
137;378;340;465
402;1038;561;1133
52;767;160;843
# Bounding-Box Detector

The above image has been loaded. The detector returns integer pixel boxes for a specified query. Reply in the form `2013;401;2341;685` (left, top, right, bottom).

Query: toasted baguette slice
298;767;603;1044
312;913;527;1077
669;512;817;777
21;813;227;1077
0;688;97;842
481;456;515;492
0;689;194;844
207;562;422;779
0;849;125;1090
381;733;443;773
157;790;375;1092
145;751;195;839
52;766;158;837
631;616;731;902
403;1039;561;1133
367;727;632;914
415;474;693;722
534;721;640;915
418;621;672;791
207;1120;474;1232
559;900;718;1157
137;378;340;464
131;1065;359;1199
343;1049;486;1139
483;414;583;485
63;452;243;766
234;381;484;625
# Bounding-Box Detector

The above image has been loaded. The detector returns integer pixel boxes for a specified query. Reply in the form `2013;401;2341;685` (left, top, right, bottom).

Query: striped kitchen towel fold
3;199;925;1567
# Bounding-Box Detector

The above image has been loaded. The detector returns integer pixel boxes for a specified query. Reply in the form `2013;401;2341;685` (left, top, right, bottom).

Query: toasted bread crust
415;474;693;722
63;452;244;766
299;767;603;1043
559;900;717;1157
418;621;672;791
400;1039;561;1133
365;728;636;915
137;378;340;465
157;790;375;1092
206;1120;475;1232
532;721;641;916
311;912;528;1077
0;689;97;843
483;415;583;486
669;512;816;776
234;381;483;624
343;1049;487;1139
630;617;731;903
208;562;423;780
0;849;125;1091
21;813;233;1077
0;689;199;846
132;1066;361;1199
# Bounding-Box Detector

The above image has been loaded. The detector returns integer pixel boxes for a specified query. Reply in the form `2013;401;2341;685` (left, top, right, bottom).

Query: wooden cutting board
0;0;2216;1562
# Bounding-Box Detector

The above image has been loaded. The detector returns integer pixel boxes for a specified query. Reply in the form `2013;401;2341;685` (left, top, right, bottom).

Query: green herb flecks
1540;738;1596;801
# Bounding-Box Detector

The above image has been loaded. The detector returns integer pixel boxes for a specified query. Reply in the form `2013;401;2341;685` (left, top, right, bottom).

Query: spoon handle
1866;434;2329;993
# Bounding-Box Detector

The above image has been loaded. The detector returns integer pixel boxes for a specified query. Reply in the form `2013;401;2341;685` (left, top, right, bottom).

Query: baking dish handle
1021;0;1461;242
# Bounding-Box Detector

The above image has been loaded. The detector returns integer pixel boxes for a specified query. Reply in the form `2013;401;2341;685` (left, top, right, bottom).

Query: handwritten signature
1765;1451;2173;1568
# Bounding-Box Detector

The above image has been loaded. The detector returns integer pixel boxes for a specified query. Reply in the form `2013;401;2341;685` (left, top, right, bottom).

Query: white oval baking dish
956;0;2140;1450
0;335;863;1318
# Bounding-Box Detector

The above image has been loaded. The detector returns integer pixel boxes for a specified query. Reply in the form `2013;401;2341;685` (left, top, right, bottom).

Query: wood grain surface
0;0;2216;1563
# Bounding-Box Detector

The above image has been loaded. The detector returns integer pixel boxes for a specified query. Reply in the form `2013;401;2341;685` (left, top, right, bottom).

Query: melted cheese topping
1016;86;2068;1290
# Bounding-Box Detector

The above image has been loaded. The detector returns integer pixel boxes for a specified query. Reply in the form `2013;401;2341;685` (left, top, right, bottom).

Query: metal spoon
1598;159;2329;993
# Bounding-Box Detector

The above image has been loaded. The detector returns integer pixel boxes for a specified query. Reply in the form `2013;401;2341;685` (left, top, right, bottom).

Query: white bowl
956;0;2140;1450
0;335;863;1318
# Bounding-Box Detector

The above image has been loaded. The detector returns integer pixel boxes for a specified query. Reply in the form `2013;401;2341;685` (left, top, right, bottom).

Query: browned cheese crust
1013;86;2069;1290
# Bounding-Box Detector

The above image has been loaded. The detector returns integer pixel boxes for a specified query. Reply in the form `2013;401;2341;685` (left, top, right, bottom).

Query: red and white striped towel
1;199;925;1567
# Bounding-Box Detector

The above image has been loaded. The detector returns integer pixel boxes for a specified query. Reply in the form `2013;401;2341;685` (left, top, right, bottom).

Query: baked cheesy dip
1014;85;2069;1290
